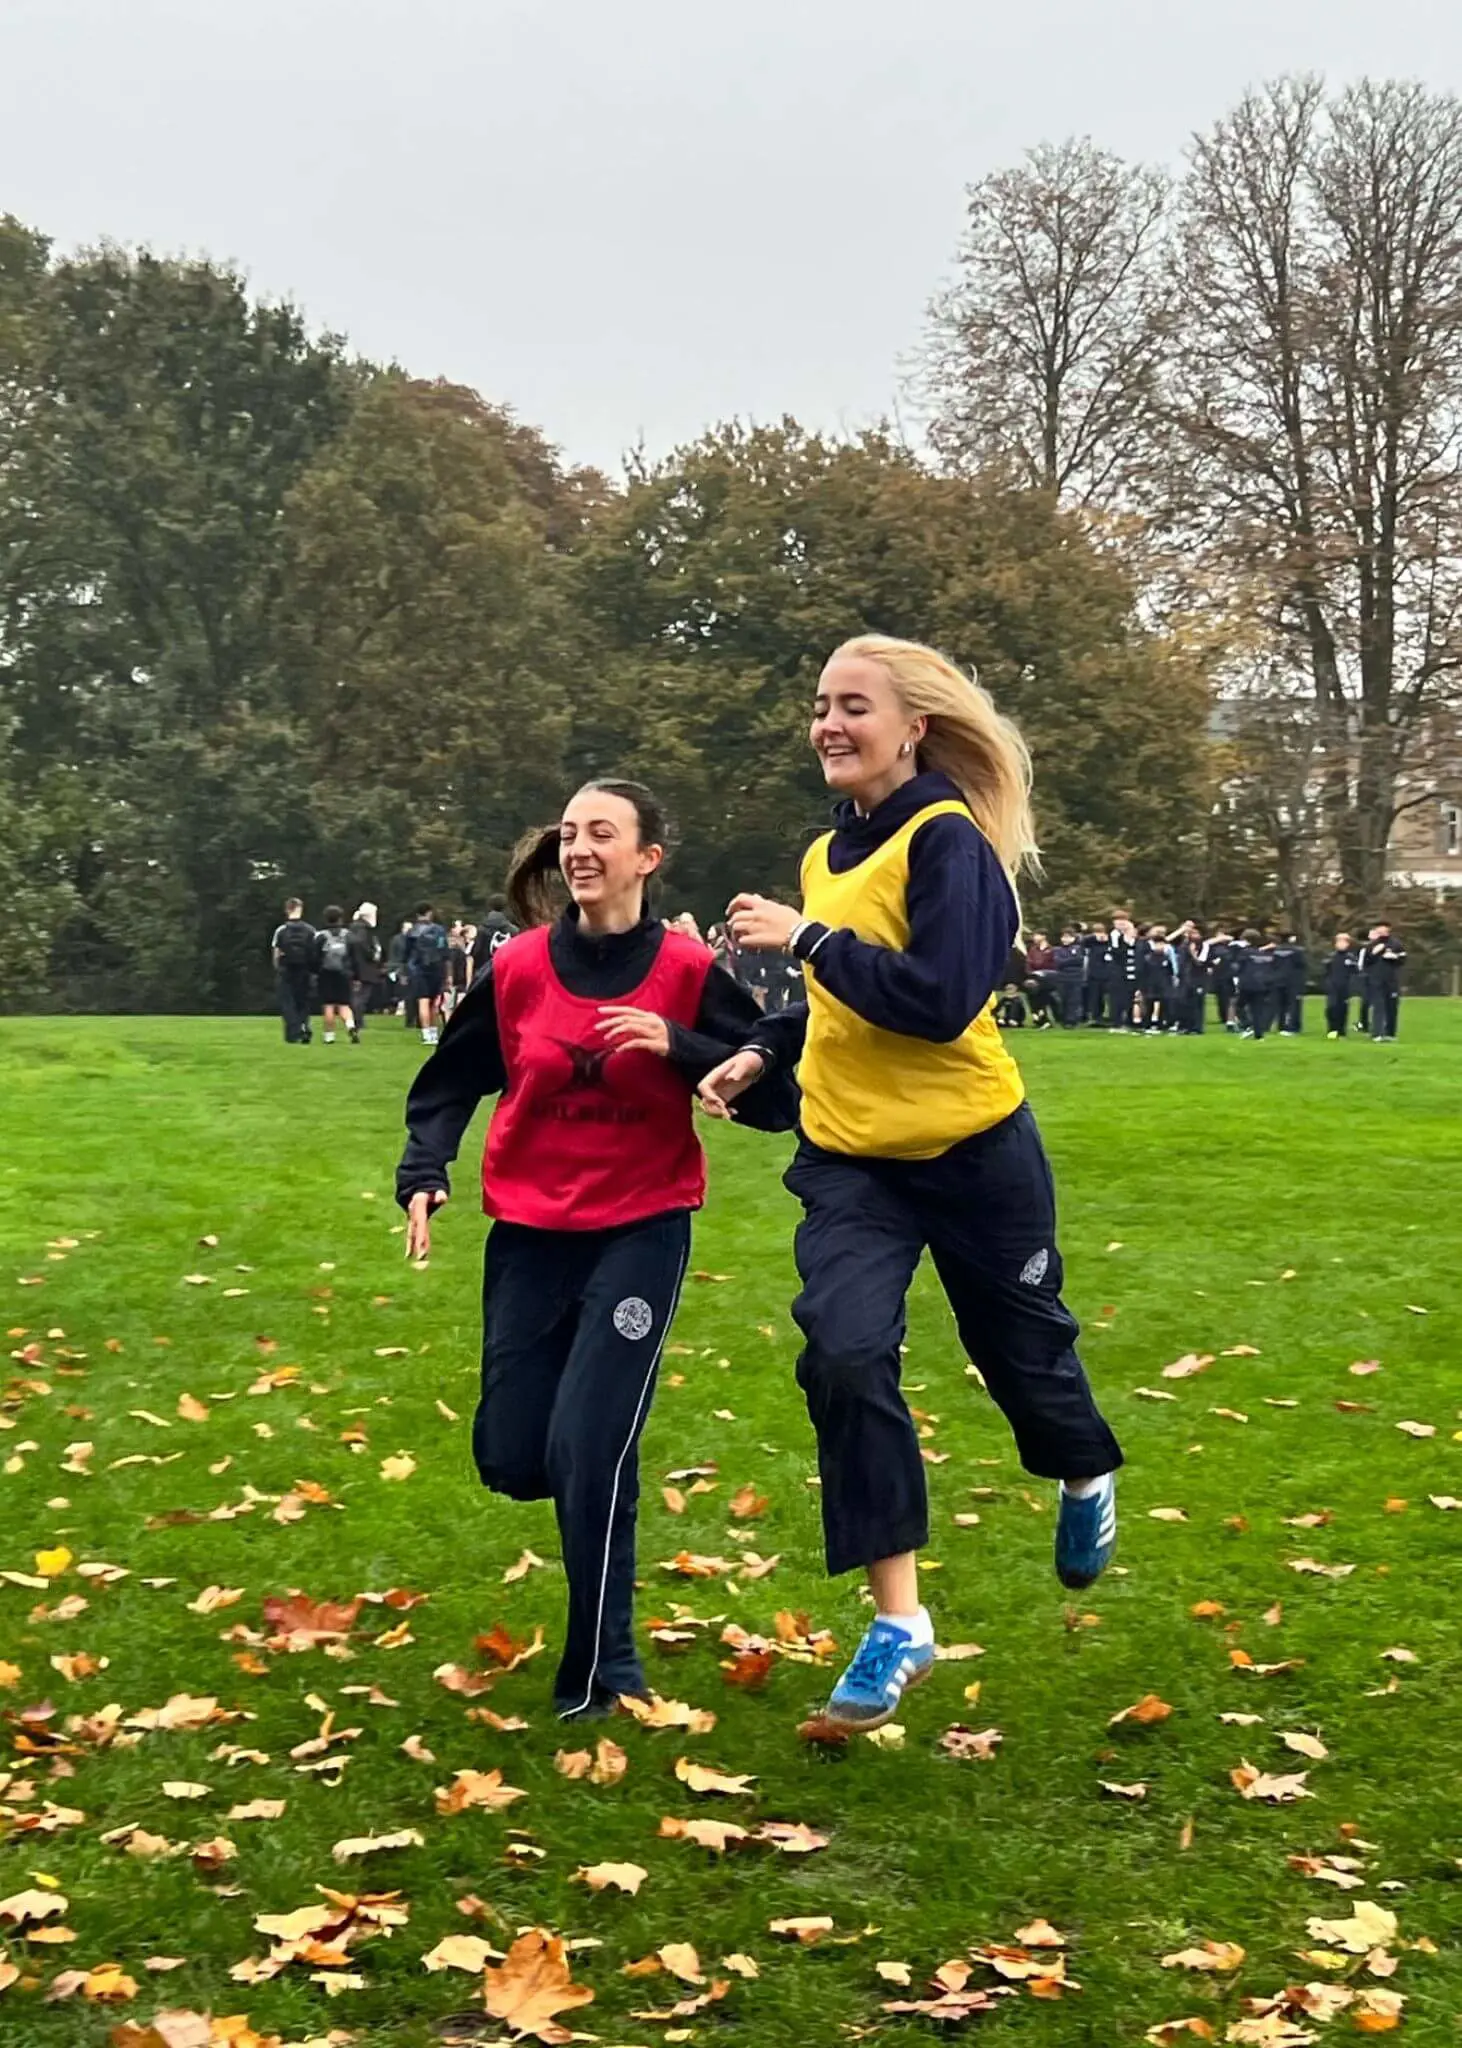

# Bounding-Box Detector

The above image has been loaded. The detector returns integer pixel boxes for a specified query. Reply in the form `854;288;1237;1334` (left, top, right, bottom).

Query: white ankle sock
1061;1472;1112;1499
877;1605;933;1646
323;1032;335;1043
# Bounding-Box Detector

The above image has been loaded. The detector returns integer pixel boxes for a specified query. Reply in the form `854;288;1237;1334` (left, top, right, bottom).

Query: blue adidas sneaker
822;1617;936;1732
1055;1473;1117;1589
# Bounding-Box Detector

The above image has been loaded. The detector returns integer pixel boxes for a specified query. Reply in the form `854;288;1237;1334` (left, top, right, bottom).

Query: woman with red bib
396;781;789;1722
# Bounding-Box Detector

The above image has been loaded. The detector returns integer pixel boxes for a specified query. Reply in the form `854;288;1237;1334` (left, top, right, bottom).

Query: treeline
0;219;1219;1013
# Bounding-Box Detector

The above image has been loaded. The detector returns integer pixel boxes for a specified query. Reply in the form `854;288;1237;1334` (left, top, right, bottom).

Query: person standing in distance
348;902;384;1029
1324;932;1356;1038
395;780;792;1720
1362;923;1405;1040
315;906;360;1045
405;902;449;1044
697;634;1123;1734
271;898;317;1045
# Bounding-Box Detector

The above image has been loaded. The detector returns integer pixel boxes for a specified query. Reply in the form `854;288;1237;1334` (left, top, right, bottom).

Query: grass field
1;1005;1459;2048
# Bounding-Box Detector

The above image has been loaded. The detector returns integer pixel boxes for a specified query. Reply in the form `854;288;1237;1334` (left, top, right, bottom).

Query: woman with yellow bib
701;635;1123;1731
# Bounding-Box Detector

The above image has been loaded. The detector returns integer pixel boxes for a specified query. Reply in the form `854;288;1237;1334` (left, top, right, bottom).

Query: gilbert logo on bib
613;1296;654;1341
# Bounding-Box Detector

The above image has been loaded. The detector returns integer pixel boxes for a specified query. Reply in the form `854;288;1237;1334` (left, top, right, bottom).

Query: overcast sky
2;0;1457;474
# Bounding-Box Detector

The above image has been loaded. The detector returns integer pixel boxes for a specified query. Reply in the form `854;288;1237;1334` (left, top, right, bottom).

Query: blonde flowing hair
831;634;1040;879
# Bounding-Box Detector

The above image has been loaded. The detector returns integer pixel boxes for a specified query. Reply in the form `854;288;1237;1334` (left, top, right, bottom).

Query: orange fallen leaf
1109;1694;1173;1728
1229;1759;1313;1802
482;1928;594;2041
434;1769;526;1815
674;1755;757;1796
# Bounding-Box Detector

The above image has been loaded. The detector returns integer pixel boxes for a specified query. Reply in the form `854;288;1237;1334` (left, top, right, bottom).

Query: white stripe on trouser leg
563;1242;689;1718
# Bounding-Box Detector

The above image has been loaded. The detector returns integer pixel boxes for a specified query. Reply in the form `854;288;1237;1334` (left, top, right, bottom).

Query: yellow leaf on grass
34;1548;72;1579
1278;1730;1329;1761
770;1916;834;1943
657;1816;749;1853
176;1394;209;1422
674;1755;756;1796
1305;1902;1398;1954
577;1860;647;1894
422;1933;499;1973
1229;1759;1312;1802
379;1453;416;1482
1161;1940;1245;1972
331;1828;425;1860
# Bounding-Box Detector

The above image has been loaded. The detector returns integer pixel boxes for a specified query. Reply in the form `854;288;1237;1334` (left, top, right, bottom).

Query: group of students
270;897;519;1045
395;634;1123;1733
1002;918;1406;1041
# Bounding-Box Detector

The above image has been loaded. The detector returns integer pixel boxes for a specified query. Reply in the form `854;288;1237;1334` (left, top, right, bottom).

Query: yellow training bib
797;800;1025;1160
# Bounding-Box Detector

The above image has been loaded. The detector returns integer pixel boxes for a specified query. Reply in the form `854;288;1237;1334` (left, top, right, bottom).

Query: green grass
1;1008;1459;2047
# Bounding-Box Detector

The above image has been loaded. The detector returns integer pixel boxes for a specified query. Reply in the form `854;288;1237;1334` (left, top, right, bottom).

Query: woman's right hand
696;1050;767;1121
406;1188;448;1260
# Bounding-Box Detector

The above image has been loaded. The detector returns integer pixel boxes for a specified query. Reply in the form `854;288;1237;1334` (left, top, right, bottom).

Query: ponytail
505;824;562;928
504;780;671;930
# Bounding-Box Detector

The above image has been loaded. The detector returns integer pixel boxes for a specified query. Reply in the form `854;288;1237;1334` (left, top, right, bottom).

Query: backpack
276;921;315;970
320;927;351;975
412;921;447;965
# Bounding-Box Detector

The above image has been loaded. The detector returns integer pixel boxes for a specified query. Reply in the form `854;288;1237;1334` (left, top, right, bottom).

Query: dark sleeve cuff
792;921;832;961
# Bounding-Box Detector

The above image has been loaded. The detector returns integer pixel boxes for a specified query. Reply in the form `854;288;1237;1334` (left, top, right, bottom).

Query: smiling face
810;654;925;807
558;787;662;920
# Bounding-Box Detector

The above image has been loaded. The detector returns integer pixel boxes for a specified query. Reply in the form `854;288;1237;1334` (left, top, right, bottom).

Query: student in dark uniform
1105;914;1139;1030
271;898;317;1044
314;906;360;1045
1236;930;1276;1038
404;902;449;1045
396;780;792;1721
1273;933;1307;1034
348;903;385;1027
1361;924;1405;1040
700;633;1123;1734
1052;927;1086;1027
1081;922;1110;1024
1324;932;1356;1038
1210;928;1240;1030
1176;925;1211;1034
995;984;1029;1028
1139;925;1178;1032
470;897;518;984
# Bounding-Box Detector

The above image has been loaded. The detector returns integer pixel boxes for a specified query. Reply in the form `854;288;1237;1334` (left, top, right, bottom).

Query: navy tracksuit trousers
785;1104;1123;1577
473;1210;690;1714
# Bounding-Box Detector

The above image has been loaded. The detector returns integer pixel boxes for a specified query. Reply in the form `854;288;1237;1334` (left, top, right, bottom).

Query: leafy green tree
575;421;1211;921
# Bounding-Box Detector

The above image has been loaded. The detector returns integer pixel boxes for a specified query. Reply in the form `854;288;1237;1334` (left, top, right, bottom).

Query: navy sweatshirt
396;908;795;1208
748;771;1019;1070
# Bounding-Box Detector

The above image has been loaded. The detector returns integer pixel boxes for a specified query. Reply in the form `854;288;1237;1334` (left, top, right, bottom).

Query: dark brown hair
505;780;669;928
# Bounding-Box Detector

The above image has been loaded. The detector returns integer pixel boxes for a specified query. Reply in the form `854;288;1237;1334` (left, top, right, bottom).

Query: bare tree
1169;76;1462;911
915;139;1172;510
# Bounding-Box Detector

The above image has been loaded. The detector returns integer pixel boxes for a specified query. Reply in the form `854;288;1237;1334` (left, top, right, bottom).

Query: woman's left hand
598;1006;671;1057
727;893;800;951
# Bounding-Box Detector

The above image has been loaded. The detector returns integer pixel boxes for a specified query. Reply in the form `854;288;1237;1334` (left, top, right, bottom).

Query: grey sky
2;0;1456;475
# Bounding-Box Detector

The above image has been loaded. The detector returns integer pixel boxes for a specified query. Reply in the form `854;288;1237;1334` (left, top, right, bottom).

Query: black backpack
412;921;447;965
276;921;316;970
319;927;351;975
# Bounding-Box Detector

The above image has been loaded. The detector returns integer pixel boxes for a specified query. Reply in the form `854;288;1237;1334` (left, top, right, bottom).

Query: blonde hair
830;634;1039;878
